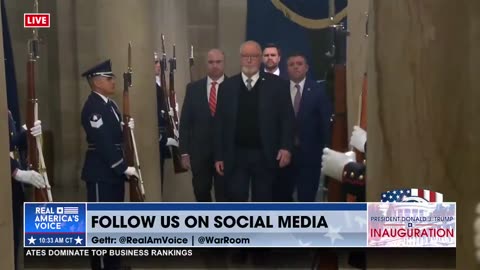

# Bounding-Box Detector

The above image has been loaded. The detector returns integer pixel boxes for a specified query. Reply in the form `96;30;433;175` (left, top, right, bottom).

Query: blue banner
24;203;456;249
24;203;87;247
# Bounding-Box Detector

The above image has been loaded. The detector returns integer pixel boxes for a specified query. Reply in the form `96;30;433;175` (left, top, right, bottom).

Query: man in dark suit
275;52;332;202
80;60;138;270
154;54;172;194
214;40;294;202
262;43;288;80
179;48;226;202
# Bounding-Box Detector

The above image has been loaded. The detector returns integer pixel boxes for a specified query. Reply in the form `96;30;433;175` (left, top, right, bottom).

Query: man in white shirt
214;41;294;203
262;43;287;79
179;49;227;202
275;52;332;202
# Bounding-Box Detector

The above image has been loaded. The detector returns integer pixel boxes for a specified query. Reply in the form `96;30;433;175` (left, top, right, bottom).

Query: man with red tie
179;48;226;202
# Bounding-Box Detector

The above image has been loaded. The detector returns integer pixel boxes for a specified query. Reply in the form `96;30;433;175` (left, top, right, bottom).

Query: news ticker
25;248;193;257
24;202;456;248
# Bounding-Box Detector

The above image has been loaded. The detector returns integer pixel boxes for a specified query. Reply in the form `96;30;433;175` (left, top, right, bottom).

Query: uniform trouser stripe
95;183;104;269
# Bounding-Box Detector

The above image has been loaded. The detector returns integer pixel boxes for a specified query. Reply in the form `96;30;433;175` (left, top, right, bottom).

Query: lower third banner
24;202;455;248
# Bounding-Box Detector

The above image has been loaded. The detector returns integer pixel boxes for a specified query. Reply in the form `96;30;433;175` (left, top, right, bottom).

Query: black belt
87;144;123;150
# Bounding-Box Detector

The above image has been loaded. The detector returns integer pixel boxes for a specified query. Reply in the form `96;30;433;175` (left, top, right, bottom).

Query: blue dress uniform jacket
9;111;26;174
8;111;26;270
81;92;127;183
156;83;172;160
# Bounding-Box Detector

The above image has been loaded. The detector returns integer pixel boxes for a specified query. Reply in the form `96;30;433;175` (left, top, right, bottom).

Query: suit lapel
231;75;243;126
298;80;312;119
199;77;210;116
257;74;267;116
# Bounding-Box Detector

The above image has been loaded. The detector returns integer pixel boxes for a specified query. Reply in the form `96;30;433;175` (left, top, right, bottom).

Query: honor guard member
80;60;136;270
154;54;172;191
322;126;367;201
8;111;45;270
321;126;367;269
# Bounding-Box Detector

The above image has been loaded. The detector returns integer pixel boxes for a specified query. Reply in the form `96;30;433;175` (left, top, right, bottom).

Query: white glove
128;118;134;130
166;137;179;147
22;120;42;137
321;148;356;181
350;126;367;152
124;166;139;179
13;169;46;189
475;203;480;262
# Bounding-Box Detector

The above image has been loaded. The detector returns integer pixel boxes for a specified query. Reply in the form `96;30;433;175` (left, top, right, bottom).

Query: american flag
63;207;79;215
380;188;443;203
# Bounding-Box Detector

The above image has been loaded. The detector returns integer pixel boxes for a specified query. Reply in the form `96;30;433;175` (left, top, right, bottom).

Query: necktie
209;81;217;116
246;78;253;90
293;84;301;116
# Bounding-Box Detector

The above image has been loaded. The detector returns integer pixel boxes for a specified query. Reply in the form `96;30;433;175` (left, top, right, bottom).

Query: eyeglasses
241;55;260;61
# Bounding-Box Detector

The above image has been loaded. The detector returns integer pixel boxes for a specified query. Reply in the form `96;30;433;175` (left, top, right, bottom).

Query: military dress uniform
341;141;367;270
80;60;128;270
8;111;26;270
341;141;367;202
155;68;172;192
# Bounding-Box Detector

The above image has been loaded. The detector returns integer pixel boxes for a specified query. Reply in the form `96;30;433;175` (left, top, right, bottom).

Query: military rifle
160;34;187;173
26;0;52;202
122;42;146;202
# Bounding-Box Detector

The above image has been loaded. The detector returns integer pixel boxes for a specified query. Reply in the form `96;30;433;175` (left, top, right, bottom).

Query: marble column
0;1;14;267
346;0;369;136
186;0;218;80
367;0;479;268
218;0;247;76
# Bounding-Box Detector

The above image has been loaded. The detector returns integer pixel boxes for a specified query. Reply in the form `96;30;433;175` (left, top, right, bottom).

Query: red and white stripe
411;188;443;202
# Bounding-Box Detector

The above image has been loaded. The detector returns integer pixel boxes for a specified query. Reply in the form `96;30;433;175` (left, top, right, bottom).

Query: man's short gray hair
239;40;262;54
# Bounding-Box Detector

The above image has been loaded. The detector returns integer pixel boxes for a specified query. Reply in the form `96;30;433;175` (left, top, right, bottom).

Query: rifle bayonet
124;41;133;88
189;44;194;65
189;44;195;82
169;44;176;71
28;0;40;61
160;33;167;71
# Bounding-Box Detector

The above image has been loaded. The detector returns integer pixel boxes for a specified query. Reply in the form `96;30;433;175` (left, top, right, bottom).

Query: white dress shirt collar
290;78;306;105
241;72;260;88
207;75;225;100
264;67;280;76
207;74;225;86
290;78;306;94
93;91;109;103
